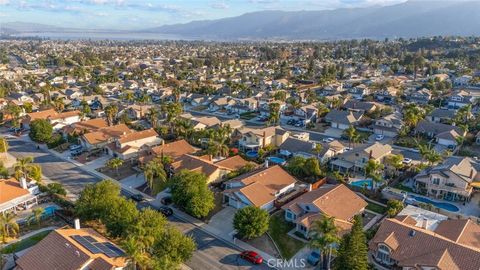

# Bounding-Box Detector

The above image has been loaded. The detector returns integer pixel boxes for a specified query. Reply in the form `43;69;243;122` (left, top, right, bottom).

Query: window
432;178;440;185
376;245;392;265
305;205;311;211
286;211;296;220
299;225;307;232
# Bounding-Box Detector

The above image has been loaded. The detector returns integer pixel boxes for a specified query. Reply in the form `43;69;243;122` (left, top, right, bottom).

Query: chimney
308;184;313;192
20;177;28;189
265;159;269;168
74;218;81;230
369;150;373;159
263;131;266;148
470;169;474;179
421;218;428;230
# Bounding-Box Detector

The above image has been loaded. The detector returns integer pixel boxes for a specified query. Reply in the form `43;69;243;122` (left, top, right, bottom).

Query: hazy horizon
0;0;409;30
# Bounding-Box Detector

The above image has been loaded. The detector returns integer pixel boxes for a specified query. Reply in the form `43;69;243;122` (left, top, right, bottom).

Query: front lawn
268;212;305;259
2;230;52;254
239;111;258;120
393;182;414;193
366;202;387;214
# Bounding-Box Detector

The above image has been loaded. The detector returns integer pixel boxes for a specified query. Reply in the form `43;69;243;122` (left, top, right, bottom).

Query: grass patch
2;230;52;254
366;202;387;214
239;111;258;120
269;212;305;259
393;183;414;193
394;136;429;149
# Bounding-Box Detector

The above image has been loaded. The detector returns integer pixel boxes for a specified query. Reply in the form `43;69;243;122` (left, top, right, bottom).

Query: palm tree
0;212;19;242
122;236;150;270
309;216;340;270
104;104;118;126
147;108;159;129
28;207;45;227
385;154;403;177
207;139;230;159
13;157;35;180
52;99;65;112
106;157;124;176
173;119;194;140
344;126;357;148
143;158;167;195
365;159;384;188
0;137;8;161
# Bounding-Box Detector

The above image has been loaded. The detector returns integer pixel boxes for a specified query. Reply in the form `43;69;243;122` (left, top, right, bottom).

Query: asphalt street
5;135;273;270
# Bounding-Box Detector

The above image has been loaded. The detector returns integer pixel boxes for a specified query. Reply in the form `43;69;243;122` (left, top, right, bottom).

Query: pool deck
405;192;480;218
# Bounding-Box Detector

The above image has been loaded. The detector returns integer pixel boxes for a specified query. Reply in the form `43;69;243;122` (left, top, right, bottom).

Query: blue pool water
350;179;373;189
267;156;286;164
246;150;259;158
43;205;59;217
409;195;459;212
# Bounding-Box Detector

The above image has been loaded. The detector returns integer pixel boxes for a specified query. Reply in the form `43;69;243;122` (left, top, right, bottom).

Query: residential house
427;108;456;124
171;154;231;183
0;178;40;214
283;184;367;238
139;139;197;164
448;90;475;109
208;97;235;112
413;156;480;202
190;116;222;130
330;143;392;175
223;165;297;211
369;217;480;270
375;86;398;103
293;104;318;124
324;110;363;130
415;120;465;147
22;109;81;131
106;128;162;160
408;88;431;104
215;155;254;171
348;84;369;100
454;75;473;86
80;124;132;150
60;118;109;138
15;227;129;270
373;112;404;137
343;100;377;113
279;137;317;158
236;126;289;152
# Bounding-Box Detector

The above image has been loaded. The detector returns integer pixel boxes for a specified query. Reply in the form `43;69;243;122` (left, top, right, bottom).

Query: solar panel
71;235;102;254
70;235;125;257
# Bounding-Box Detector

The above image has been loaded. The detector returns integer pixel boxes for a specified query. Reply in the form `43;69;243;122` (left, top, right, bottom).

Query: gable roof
82;124;132;145
150;139;196;160
415;120;464;136
0;178;30;205
369;218;480;270
117;128;158;144
282;184;367;221
215;155;253;171
16;228;127;270
226;165;297;207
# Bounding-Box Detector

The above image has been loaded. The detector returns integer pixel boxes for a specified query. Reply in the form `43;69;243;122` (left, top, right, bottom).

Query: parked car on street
130;193;145;202
161;196;172;205
239;251;263;264
157;206;173;217
375;134;385;141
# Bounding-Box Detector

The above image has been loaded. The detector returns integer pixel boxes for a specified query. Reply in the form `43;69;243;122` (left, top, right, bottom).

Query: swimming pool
350;179;373;189
43;205;59;217
267;156;286;165
245;150;259;158
409;195;460;212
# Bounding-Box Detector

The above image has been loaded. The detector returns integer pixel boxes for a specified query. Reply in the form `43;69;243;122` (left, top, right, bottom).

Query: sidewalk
171;206;280;265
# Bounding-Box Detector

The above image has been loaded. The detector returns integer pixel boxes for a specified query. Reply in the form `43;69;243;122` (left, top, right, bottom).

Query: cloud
210;1;229;9
0;0;8;5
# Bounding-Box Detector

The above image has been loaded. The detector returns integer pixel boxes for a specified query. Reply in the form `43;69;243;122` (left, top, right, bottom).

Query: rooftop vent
409;230;416;237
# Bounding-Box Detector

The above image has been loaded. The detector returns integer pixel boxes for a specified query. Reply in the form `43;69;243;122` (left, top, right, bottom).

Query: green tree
75;180;121;221
104;197;139;237
28;207;45;227
365;159;384;188
46;183;67;196
309;216;340;270
233;206;269;239
150;226;196;270
169;170;215;218
334;215;368;270
386;199;405;217
304;157;323;178
104;104;118;126
143;158;168;195
344;125;358;148
0;137;8;160
106;157;124;176
29;119;53;143
0;212;19;242
268;102;280;125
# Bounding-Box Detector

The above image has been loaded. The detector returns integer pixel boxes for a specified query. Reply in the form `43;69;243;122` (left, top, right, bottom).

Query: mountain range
2;0;480;40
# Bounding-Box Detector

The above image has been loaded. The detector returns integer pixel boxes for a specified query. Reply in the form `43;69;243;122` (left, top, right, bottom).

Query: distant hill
144;0;480;40
0;22;67;33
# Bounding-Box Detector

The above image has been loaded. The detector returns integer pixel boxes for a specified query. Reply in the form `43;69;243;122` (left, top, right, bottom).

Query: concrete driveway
323;127;344;138
208;206;237;236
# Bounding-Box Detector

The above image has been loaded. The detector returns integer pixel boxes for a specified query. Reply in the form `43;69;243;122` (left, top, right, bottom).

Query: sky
0;0;408;30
